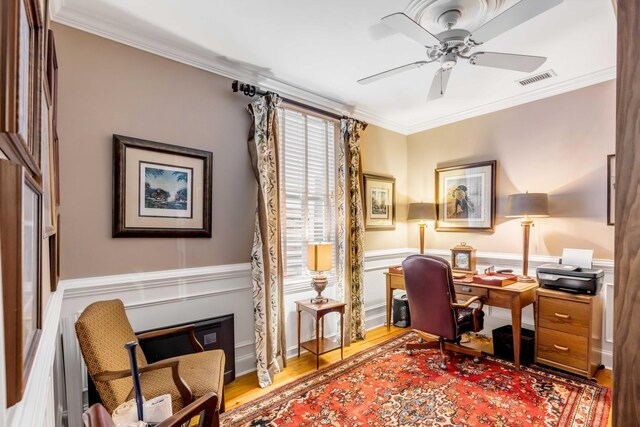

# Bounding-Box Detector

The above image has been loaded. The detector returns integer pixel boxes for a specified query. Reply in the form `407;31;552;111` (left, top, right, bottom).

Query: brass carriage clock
451;242;477;275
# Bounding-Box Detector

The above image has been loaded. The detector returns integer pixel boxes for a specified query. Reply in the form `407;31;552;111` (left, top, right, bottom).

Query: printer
536;263;604;295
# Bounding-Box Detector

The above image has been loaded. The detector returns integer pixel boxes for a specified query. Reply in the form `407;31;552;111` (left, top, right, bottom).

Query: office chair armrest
137;324;204;353
451;296;483;310
94;357;193;407
156;392;219;427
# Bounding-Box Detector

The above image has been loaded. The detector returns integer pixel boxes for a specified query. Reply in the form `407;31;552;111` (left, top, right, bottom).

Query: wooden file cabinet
535;288;602;378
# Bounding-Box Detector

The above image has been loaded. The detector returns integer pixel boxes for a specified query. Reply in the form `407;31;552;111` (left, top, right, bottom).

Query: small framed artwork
363;174;396;230
113;135;213;237
435;160;496;231
607;154;615;226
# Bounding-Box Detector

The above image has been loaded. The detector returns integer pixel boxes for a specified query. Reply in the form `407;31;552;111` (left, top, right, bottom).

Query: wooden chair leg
406;335;483;367
443;342;483;363
406;340;440;355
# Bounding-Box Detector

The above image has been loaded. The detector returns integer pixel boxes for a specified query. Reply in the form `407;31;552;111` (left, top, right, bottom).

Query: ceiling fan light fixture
441;52;457;69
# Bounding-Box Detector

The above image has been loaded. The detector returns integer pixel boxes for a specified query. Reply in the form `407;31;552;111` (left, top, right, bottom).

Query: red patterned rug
221;331;610;426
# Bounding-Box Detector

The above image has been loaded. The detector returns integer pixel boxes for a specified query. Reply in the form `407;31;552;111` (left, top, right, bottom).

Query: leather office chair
83;392;219;427
75;299;225;420
402;255;485;369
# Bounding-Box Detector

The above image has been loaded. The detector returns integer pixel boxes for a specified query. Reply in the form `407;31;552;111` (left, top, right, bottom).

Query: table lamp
307;242;332;304
506;192;549;282
408;202;436;254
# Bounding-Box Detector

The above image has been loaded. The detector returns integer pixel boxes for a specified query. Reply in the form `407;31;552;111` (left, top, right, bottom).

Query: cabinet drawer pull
461;286;472;293
554;312;571;319
554;344;569;351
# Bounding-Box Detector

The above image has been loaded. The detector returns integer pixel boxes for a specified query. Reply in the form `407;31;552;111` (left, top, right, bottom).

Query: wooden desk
296;299;346;369
385;271;538;369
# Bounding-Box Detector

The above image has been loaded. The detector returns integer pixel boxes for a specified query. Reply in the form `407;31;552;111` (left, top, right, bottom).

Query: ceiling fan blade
470;0;563;45
427;68;452;100
381;12;442;47
469;52;546;72
358;60;431;84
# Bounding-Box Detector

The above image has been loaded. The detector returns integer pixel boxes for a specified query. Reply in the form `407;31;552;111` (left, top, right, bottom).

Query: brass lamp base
311;275;329;304
517;275;536;283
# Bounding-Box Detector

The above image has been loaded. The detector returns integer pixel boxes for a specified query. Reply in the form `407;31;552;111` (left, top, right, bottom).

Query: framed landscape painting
435;160;496;231
363;174;396;230
113;135;213;237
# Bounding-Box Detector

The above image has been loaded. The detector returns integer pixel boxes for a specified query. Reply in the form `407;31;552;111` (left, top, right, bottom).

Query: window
278;107;337;283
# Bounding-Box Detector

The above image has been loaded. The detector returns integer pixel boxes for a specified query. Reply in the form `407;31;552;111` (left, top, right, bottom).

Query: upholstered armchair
75;299;225;420
402;255;485;369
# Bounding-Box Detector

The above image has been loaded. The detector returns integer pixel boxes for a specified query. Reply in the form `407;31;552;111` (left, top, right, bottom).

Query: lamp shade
307;243;332;272
407;202;436;221
506;193;550;217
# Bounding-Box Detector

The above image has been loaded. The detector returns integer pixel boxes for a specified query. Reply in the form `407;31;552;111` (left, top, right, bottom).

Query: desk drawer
537;327;588;371
538;296;590;336
454;284;488;299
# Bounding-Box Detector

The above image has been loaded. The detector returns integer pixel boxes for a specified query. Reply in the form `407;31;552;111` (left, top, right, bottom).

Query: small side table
296;299;346;369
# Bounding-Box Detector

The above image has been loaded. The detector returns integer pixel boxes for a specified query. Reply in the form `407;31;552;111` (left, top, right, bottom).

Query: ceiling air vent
516;70;557;87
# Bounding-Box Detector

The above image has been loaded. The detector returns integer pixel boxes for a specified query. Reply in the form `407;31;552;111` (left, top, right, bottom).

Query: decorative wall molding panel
6;289;64;427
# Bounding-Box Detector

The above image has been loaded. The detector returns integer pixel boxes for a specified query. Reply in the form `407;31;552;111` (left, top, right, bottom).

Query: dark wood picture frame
0;160;43;407
435;160;496;232
607;154;615;226
363;173;396;230
49;213;60;292
0;0;43;177
113;135;213;237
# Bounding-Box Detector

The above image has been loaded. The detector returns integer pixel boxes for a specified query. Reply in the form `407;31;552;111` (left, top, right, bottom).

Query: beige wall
407;80;615;260
54;24;256;279
361;125;409;251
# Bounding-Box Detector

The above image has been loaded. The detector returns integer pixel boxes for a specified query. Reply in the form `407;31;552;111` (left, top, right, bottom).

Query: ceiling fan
358;0;563;100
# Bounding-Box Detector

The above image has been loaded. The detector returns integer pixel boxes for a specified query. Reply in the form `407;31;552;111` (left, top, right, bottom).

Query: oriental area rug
221;331;610;427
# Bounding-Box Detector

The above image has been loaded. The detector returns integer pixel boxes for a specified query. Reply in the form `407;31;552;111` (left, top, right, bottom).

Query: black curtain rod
232;80;346;121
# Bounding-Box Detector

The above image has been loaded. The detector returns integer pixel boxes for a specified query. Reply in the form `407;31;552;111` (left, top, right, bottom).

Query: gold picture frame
363;174;396;230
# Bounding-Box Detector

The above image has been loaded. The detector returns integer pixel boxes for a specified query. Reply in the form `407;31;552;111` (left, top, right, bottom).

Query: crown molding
404;66;617;135
51;3;616;136
50;4;410;134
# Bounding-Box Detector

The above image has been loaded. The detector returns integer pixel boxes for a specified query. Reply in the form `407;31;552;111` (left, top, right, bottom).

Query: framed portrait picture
435;160;496;231
0;160;43;407
607;154;615;226
113;135;213;237
363;174;396;230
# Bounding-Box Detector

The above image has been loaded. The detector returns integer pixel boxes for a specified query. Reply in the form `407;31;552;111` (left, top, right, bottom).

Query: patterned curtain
247;94;286;388
336;117;368;344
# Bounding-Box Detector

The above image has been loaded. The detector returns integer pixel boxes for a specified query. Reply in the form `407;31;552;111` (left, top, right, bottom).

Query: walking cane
124;341;144;422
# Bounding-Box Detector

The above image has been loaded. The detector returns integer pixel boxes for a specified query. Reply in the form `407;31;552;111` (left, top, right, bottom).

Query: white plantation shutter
278;108;337;282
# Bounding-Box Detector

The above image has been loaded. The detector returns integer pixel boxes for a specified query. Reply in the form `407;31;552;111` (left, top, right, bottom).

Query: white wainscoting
3;288;64;427
57;248;614;426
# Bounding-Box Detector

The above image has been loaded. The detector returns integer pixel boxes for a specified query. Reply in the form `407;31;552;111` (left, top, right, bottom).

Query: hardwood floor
224;325;612;423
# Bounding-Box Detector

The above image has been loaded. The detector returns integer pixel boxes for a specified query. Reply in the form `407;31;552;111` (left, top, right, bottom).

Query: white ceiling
51;0;616;134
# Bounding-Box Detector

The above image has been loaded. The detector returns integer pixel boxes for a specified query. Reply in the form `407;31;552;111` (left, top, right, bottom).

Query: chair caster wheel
406;350;413;356
473;357;481;364
438;363;448;370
